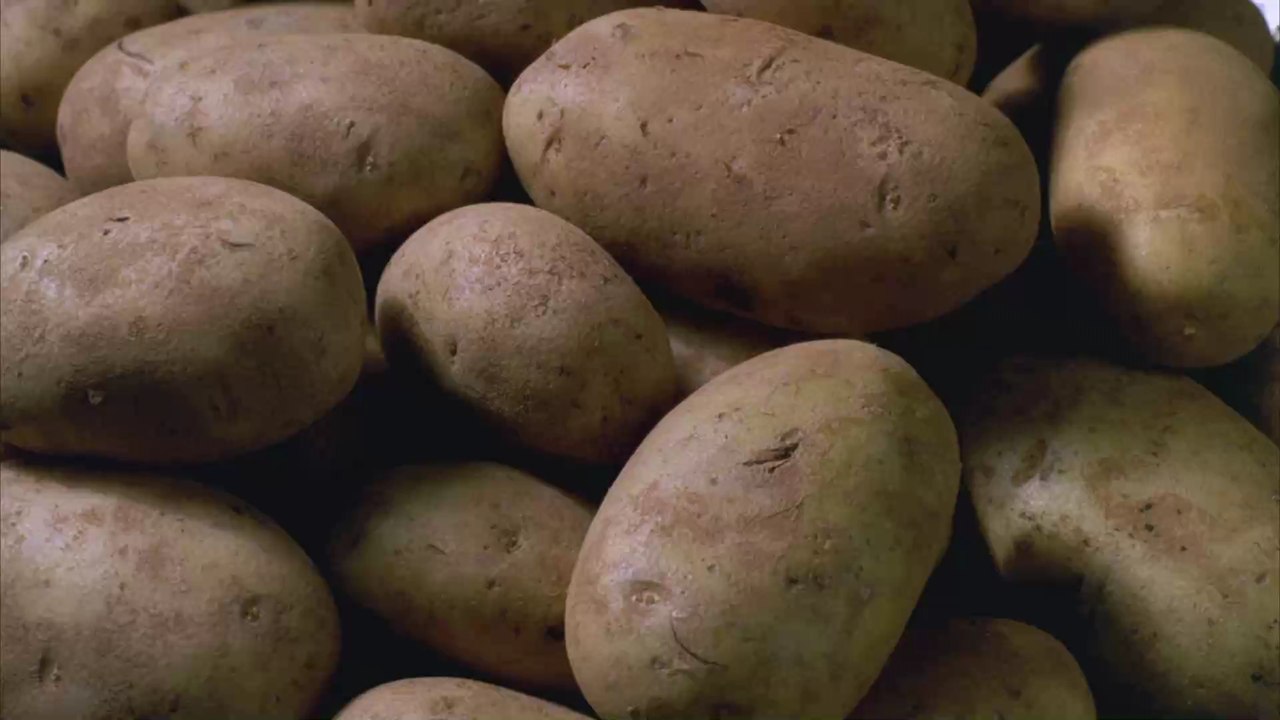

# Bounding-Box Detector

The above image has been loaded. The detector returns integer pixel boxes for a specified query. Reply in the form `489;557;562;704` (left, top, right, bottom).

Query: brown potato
659;299;793;399
0;150;78;243
334;678;591;720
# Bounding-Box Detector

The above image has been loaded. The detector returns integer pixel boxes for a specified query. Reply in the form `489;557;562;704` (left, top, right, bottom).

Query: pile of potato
0;1;1276;718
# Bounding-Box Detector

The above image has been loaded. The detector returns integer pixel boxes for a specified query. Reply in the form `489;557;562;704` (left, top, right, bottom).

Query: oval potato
0;150;78;243
659;299;791;399
334;678;591;720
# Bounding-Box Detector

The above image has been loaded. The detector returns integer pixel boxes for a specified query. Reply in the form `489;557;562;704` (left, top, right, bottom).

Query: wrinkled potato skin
0;177;366;464
962;358;1280;717
506;9;1039;336
331;463;592;691
1140;0;1274;72
567;340;960;719
659;301;790;399
58;3;359;195
1052;29;1279;368
971;0;1161;28
700;0;976;85
128;34;504;251
334;678;591;720
853;618;1096;720
0;151;78;243
376;203;675;464
0;460;340;719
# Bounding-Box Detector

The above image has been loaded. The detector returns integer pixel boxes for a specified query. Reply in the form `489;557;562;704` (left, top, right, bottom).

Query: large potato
376;203;676;464
0;177;366;464
0;459;340;719
505;8;1039;336
334;678;591;720
1052;29;1279;368
962;357;1280;717
0;150;77;243
330;462;592;691
57;2;360;195
128;33;504;251
567;339;960;719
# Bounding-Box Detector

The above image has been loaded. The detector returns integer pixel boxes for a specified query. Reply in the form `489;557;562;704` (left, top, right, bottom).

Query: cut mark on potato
742;440;800;473
670;614;727;669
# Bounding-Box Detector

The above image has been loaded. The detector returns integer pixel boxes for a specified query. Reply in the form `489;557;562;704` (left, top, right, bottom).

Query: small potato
0;459;340;719
376;203;676;464
659;299;792;399
0;150;78;243
128;33;504;251
0;177;366;464
330;462;592;691
853;618;1096;720
334;677;591;720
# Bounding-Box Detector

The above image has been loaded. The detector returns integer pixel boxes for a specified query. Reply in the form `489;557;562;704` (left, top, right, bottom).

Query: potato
334;677;591;720
0;0;180;159
0;177;366;464
57;3;360;195
376;203;676;464
659;299;791;399
127;33;504;251
567;339;960;719
962;357;1280;717
700;0;976;85
853;618;1096;719
1052;29;1279;368
971;0;1162;29
505;8;1039;336
330;462;592;691
1139;0;1275;72
0;459;340;719
0;150;78;243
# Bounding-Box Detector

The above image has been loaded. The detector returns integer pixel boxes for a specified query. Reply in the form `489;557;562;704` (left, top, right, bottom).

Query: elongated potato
962;357;1280;717
128;34;504;251
334;678;591;720
567;339;960;719
0;177;366;464
0;150;78;243
505;9;1039;336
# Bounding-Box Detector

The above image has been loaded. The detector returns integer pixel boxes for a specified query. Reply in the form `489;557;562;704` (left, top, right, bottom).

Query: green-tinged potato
700;0;976;85
505;8;1039;336
1138;0;1274;71
0;459;340;719
659;299;792;399
853;618;1096;719
0;150;78;243
1052;29;1279;368
567;339;960;719
962;357;1280;717
376;203;676;464
128;34;504;251
57;3;360;195
971;0;1162;29
331;462;592;691
334;678;591;720
0;177;366;464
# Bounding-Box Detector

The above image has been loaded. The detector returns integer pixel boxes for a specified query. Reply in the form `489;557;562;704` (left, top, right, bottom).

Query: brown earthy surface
0;150;78;243
334;677;591;720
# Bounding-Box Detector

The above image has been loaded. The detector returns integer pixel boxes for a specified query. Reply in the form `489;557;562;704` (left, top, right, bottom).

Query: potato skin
962;357;1280;717
334;677;591;720
567;339;960;719
505;8;1039;335
1140;0;1274;72
659;300;790;399
0;177;366;464
853;618;1096;720
330;462;592;691
0;459;340;719
128;33;504;251
0;150;78;243
376;203;676;464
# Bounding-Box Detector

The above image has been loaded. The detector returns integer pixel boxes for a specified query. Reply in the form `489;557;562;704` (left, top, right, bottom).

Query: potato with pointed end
0;150;78;243
334;678;592;720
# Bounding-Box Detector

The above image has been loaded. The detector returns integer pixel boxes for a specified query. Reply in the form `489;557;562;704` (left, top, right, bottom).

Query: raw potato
971;0;1162;29
505;8;1039;336
700;0;977;85
331;462;592;691
0;177;366;464
0;150;78;243
853;618;1097;720
128;33;504;251
1138;0;1275;72
1052;29;1279;367
567;339;960;719
376;203;676;464
57;2;360;195
0;459;340;719
962;357;1280;717
660;300;790;399
334;677;591;720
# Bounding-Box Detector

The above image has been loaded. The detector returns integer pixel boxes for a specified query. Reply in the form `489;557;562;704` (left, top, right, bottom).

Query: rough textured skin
0;177;366;464
660;301;790;399
971;0;1161;28
127;33;504;251
0;150;78;243
57;2;360;195
962;358;1280;718
376;203;676;464
853;618;1097;720
505;9;1039;336
700;0;976;85
330;463;592;692
334;677;591;720
1052;29;1279;368
567;340;960;719
0;459;341;720
1138;0;1275;72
